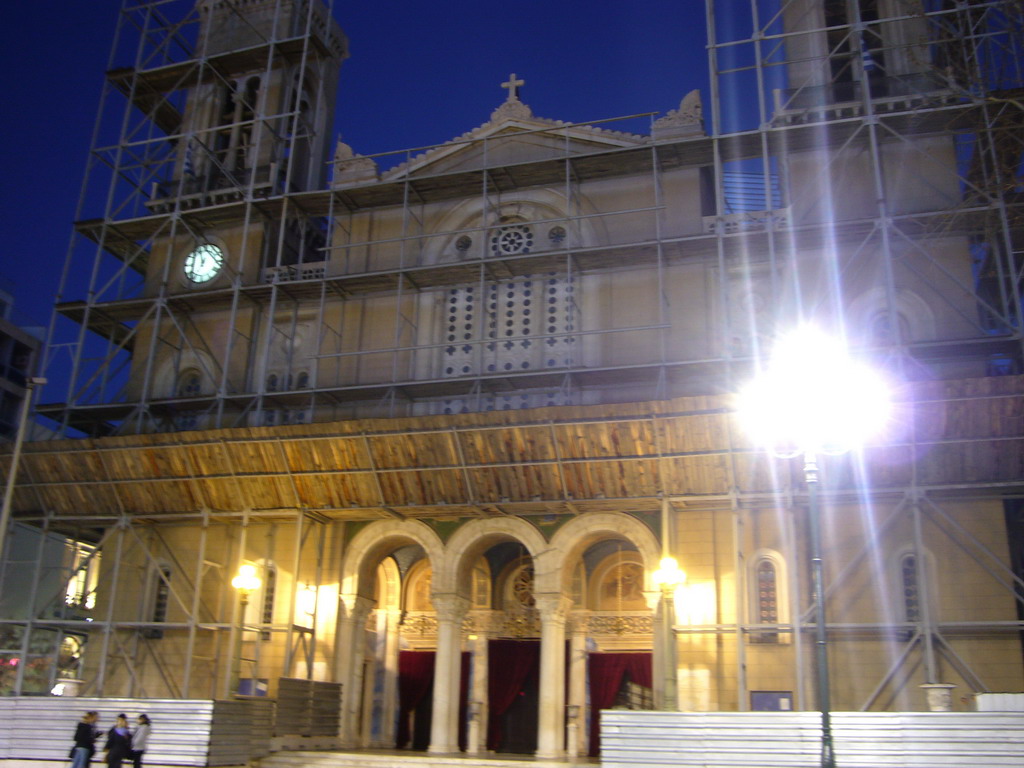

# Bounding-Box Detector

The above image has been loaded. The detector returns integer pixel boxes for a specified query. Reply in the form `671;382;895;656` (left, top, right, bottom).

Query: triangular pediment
380;99;650;181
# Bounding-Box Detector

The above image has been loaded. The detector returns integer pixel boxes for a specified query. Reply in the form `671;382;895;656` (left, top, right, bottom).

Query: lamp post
230;563;261;696
738;326;890;768
652;556;685;711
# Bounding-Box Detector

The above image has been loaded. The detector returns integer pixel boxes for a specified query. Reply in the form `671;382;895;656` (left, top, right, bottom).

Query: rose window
490;224;533;256
511;563;536;608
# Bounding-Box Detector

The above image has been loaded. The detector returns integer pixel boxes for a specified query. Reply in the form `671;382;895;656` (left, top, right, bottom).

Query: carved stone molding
490;98;534;123
652;89;705;140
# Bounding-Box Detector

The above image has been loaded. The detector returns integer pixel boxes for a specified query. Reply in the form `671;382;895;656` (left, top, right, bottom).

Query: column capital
534;593;573;623
431;593;471;623
568;609;592;635
339;593;375;621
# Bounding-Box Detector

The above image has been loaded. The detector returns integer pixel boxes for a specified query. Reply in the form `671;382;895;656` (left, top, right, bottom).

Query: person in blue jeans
69;711;99;768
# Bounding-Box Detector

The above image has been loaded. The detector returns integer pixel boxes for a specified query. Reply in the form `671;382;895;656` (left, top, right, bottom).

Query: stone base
920;682;956;712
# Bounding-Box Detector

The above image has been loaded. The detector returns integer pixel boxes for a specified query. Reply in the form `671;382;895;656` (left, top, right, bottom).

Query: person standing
70;711;99;768
130;715;151;768
103;714;132;768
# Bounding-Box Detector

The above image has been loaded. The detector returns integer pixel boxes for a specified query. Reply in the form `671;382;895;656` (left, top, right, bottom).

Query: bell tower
46;0;347;436
166;0;347;203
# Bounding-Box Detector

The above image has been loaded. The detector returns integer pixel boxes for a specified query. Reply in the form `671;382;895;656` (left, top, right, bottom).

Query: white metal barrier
601;710;1024;768
0;697;272;768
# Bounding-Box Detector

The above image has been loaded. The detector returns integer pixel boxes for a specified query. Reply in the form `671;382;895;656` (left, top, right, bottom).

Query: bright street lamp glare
231;563;262;593
652;556;685;589
738;326;891;456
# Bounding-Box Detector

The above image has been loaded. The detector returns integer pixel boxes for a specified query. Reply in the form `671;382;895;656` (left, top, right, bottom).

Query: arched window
403;559;433;612
901;552;925;626
295;371;309;389
151;566;171;622
238;76;261;168
260;564;277;641
749;550;790;644
471;557;491;608
266;373;279;392
892;548;936;641
753;559;779;643
900;552;921;624
588;551;647;612
143;564;172;639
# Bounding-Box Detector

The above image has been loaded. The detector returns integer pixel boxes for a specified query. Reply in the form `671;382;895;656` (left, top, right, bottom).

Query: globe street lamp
230;564;261;696
652;556;686;711
738;325;890;768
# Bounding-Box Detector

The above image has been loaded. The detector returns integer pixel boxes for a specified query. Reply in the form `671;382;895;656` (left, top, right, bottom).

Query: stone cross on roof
501;73;524;101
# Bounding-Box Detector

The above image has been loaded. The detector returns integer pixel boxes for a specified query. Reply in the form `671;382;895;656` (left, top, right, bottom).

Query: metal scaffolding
1;0;1022;726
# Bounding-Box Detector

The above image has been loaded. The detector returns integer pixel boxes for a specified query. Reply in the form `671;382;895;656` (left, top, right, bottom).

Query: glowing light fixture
652;556;686;591
231;563;262;594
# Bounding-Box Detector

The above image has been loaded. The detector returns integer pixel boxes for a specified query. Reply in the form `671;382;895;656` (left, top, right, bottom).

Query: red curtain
397;650;472;750
486;639;539;751
397;651;435;747
587;652;651;756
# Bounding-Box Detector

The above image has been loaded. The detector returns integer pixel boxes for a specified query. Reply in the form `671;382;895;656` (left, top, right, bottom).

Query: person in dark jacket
70;711;99;768
103;714;132;768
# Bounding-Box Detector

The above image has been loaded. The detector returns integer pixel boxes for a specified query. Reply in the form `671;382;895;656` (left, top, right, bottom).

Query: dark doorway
498;662;539;753
398;650;435;750
397;650;470;751
487;639;540;754
411;688;433;750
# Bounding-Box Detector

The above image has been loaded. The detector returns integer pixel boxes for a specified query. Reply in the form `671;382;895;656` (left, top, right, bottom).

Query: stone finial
652;89;706;139
678;89;703;123
331;136;378;187
334;136;354;162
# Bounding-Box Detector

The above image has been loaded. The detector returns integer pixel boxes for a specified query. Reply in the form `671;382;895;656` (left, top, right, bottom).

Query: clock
183;243;224;283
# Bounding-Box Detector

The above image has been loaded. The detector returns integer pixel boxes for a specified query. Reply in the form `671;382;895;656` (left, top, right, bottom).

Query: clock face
184;243;224;283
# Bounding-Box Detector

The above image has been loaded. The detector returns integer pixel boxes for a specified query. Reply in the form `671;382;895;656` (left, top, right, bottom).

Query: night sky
0;0;710;361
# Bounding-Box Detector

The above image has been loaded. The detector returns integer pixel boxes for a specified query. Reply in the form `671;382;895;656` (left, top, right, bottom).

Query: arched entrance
336;512;662;758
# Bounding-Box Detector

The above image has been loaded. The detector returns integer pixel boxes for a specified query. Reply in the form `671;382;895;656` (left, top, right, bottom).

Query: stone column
535;593;572;759
428;593;470;753
337;594;374;747
375;608;403;747
644;589;666;708
567;613;590;758
466;629;489;755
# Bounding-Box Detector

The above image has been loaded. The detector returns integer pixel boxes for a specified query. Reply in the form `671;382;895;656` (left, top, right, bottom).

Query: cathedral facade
2;0;1024;760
